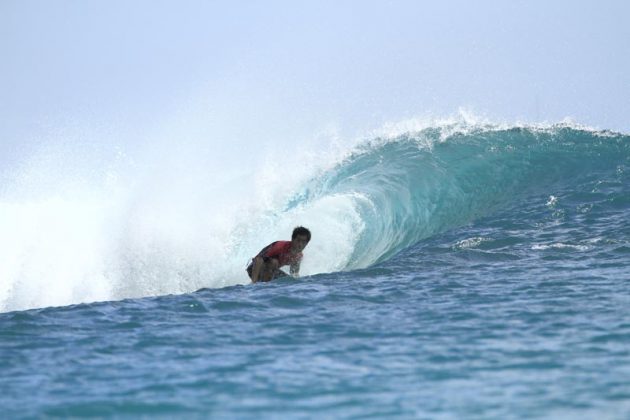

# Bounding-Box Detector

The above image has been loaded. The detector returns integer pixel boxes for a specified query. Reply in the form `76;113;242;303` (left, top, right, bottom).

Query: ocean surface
1;123;630;418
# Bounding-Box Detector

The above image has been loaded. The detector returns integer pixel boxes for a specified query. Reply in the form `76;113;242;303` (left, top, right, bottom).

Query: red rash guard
257;241;302;267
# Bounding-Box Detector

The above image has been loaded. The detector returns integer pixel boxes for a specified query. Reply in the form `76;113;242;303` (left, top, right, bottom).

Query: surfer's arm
250;256;264;283
289;261;300;277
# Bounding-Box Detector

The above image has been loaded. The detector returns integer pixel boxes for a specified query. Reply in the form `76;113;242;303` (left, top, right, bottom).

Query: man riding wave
247;226;311;283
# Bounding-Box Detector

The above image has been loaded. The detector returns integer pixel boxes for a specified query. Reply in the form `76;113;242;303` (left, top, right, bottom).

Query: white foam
453;237;490;250
531;243;590;252
546;195;558;207
0;118;368;312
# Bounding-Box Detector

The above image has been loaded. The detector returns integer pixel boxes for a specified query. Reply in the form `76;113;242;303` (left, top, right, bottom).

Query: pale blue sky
2;0;629;168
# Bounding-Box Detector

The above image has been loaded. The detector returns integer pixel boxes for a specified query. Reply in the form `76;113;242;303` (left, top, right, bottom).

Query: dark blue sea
2;123;630;418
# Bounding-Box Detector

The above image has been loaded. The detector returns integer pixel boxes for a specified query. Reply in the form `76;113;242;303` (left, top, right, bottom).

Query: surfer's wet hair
292;226;311;242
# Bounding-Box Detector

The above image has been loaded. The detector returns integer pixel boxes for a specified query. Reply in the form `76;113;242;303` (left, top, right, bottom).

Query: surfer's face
292;234;309;252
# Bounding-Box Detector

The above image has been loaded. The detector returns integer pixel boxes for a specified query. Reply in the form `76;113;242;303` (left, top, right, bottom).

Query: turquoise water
2;124;630;417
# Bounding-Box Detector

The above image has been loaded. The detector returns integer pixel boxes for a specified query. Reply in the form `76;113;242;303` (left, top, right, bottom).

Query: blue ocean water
1;124;630;417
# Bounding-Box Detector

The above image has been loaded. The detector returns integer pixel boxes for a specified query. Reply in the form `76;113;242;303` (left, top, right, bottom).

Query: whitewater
1;119;629;417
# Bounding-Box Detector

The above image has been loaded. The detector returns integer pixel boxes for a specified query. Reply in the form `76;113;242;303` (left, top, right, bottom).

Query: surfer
247;226;311;283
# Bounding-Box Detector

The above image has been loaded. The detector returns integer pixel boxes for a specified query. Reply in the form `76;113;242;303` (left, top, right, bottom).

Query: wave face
1;122;629;312
297;124;630;268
